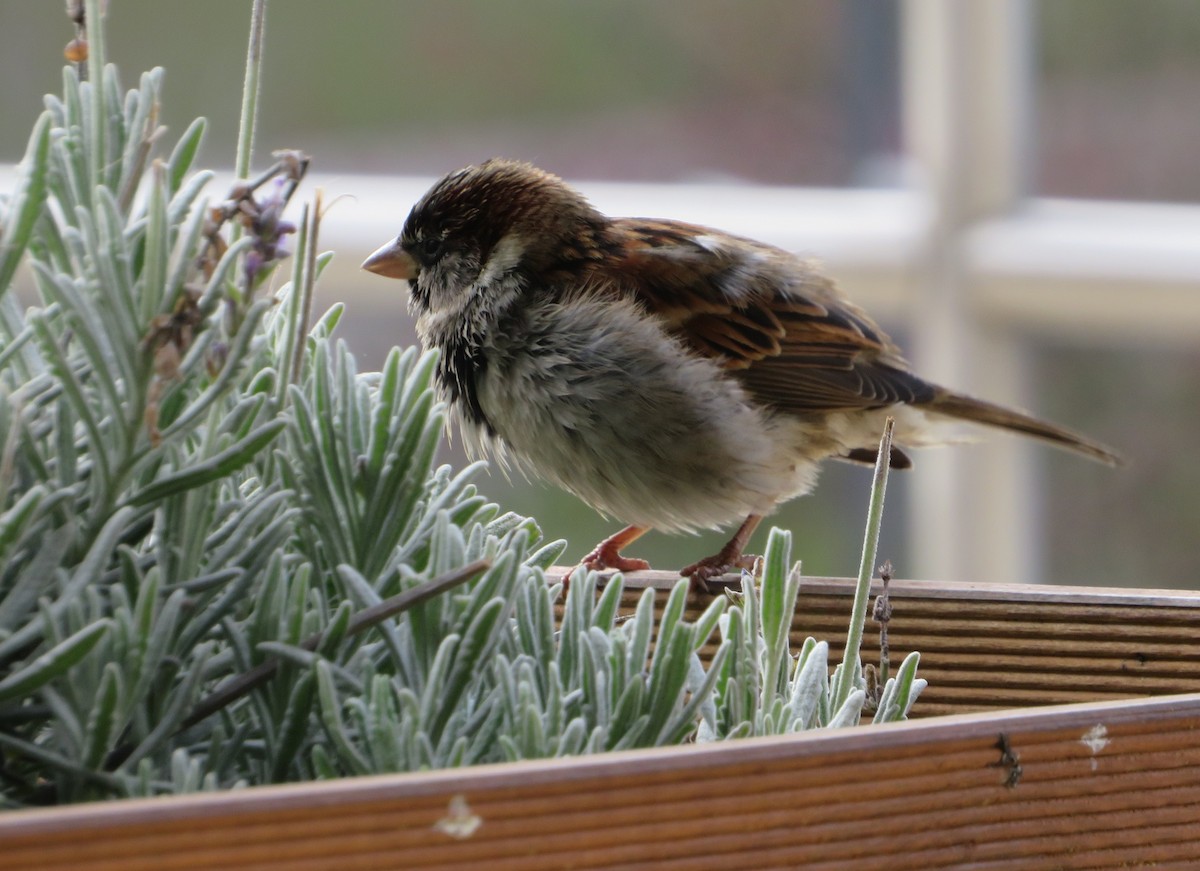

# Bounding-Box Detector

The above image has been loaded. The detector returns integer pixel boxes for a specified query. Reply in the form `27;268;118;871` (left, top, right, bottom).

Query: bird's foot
582;550;652;574
561;526;652;589
680;513;764;594
680;552;758;594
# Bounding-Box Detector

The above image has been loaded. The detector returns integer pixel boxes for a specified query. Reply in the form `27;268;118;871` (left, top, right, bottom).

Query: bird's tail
922;388;1123;466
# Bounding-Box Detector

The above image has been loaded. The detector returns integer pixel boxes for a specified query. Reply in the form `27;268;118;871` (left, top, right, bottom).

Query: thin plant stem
288;190;321;390
831;416;895;709
84;0;106;198
874;560;894;689
235;0;268;180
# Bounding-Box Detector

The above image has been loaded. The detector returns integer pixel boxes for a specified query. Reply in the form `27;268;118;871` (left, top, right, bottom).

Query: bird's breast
457;295;824;531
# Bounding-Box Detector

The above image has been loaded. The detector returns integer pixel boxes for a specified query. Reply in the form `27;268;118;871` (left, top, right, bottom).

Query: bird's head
362;158;604;318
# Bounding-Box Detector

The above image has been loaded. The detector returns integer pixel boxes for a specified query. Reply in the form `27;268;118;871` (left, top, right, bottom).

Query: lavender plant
703;424;925;740
0;1;922;808
0;0;733;805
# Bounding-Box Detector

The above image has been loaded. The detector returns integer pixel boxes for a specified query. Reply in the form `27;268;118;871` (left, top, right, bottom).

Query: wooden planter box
4;573;1200;869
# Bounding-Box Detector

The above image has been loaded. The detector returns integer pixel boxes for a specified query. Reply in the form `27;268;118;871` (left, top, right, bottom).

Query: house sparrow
363;159;1121;585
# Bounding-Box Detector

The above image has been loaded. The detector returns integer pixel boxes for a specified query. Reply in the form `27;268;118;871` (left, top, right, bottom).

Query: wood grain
3;574;1199;869
3;695;1200;869
585;571;1200;716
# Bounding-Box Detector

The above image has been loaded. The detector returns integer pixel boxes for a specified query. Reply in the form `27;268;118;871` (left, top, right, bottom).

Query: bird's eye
412;235;444;264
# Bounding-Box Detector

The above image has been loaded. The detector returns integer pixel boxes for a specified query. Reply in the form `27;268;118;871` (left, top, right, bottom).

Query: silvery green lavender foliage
0;51;737;807
703;529;925;741
702;420;926;740
0;14;926;807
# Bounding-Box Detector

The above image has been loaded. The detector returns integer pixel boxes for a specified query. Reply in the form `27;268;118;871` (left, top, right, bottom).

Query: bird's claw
559;546;651;590
680;553;758;595
581;552;651;574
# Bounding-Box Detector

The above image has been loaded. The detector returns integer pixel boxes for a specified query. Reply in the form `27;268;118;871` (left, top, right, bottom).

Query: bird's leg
681;514;764;592
579;525;651;573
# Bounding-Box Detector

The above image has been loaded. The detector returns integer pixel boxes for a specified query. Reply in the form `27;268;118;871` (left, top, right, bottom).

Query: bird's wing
605;218;935;413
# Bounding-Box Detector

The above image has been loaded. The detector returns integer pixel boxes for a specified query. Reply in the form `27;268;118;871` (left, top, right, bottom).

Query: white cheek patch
475;234;525;288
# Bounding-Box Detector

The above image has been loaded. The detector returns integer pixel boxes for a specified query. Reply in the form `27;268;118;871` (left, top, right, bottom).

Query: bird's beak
362;239;418;280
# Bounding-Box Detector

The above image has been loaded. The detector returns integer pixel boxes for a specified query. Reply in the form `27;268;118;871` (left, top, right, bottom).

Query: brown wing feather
604;218;934;413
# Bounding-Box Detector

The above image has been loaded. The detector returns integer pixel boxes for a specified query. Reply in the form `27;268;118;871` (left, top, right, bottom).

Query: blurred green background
2;1;1197;586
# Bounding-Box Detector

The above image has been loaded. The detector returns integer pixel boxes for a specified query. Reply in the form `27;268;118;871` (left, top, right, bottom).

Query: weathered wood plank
3;694;1200;869
4;575;1200;869
597;572;1200;715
